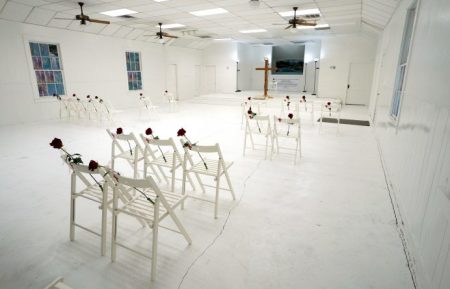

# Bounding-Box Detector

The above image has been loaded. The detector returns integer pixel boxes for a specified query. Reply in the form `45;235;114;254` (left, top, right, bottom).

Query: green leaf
154;136;159;140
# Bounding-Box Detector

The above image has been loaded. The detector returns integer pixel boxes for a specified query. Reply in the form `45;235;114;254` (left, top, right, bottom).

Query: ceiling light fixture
100;9;138;17
239;29;267;33
157;23;185;29
214;38;232;41
279;8;320;17
190;8;228;16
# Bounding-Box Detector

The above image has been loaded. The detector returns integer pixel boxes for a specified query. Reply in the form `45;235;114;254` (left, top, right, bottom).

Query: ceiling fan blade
299;22;317;27
284;25;293;30
272;23;287;25
88;18;110;24
54;17;76;20
165;35;178;39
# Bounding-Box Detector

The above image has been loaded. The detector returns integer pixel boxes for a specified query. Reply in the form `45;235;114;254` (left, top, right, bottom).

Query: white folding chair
85;97;100;120
139;93;158;117
272;115;302;164
140;135;197;192
280;96;294;116
107;129;145;178
63;160;110;256
243;114;273;159
240;100;262;129
110;174;192;281
181;143;235;219
319;101;341;134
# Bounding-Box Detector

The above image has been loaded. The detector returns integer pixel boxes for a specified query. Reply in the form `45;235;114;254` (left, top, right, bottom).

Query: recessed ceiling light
100;9;138;17
279;8;320;17
190;8;228;16
157;23;185;29
297;24;329;30
239;29;267;33
214;38;232;41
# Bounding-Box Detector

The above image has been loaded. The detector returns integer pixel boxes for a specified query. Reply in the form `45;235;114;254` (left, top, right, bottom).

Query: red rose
278;118;282;122
145;127;153;135
302;95;306;100
86;95;90;99
247;97;251;101
88;160;99;171
288;113;294;119
116;127;123;134
177;128;186;137
95;96;98;99
72;93;76;97
50;138;63;149
247;108;253;114
286;95;290;99
140;93;143;96
327;102;331;106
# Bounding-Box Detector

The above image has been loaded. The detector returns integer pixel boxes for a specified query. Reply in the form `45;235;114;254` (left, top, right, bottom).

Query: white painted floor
0;93;413;289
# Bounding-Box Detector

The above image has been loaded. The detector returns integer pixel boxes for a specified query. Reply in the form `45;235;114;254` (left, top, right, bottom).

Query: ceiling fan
155;23;179;39
55;2;110;25
274;7;317;29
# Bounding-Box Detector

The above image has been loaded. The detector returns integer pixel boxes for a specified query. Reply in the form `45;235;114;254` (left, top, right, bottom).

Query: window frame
125;50;143;91
390;1;419;124
23;35;67;103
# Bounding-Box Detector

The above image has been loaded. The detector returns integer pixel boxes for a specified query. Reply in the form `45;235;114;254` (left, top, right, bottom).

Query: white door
194;65;201;96
205;65;216;94
345;62;374;105
167;64;178;100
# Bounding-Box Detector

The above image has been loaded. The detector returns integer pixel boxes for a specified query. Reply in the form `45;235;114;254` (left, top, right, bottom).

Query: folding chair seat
272;115;302;164
107;129;146;178
181;143;235;219
110;174;191;281
243;114;273;159
140;135;196;192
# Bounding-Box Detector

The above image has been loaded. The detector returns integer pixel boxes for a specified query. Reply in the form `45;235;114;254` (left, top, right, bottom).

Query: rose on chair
50;138;83;165
177;128;208;169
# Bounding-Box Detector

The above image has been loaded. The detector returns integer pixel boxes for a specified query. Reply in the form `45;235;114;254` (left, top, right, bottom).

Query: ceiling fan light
158;38;165;44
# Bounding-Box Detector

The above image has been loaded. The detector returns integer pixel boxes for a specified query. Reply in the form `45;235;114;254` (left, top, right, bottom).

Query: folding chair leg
186;172;196;191
224;169;235;200
149;164;162;183
214;174;221;219
111;213;117;262
70;196;75;241
158;166;169;184
151;200;159;281
171;167;176;192
70;173;76;241
181;167;187;210
101;186;108;256
194;172;206;193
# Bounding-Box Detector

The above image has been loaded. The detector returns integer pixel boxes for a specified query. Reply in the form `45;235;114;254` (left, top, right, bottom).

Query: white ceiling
0;0;399;48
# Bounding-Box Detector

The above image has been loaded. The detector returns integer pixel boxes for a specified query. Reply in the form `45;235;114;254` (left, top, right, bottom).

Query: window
391;3;416;119
29;42;65;97
126;51;142;90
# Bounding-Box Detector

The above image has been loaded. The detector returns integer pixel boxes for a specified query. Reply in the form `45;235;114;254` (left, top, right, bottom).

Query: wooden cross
255;58;277;98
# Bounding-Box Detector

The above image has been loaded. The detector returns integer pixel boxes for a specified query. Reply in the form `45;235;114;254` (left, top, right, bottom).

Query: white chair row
57;94;116;121
243;112;302;164
106;128;234;218
138;93;158;117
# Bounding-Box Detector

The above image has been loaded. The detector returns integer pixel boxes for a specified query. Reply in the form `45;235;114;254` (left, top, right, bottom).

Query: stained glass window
29;42;65;97
126;51;142;90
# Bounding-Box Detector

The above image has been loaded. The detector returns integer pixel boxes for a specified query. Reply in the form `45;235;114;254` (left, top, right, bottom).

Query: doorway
345;62;374;105
167;64;178;100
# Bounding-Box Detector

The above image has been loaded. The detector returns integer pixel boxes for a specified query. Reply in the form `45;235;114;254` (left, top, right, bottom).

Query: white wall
201;42;238;94
318;34;378;102
0;19;202;126
370;0;450;288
